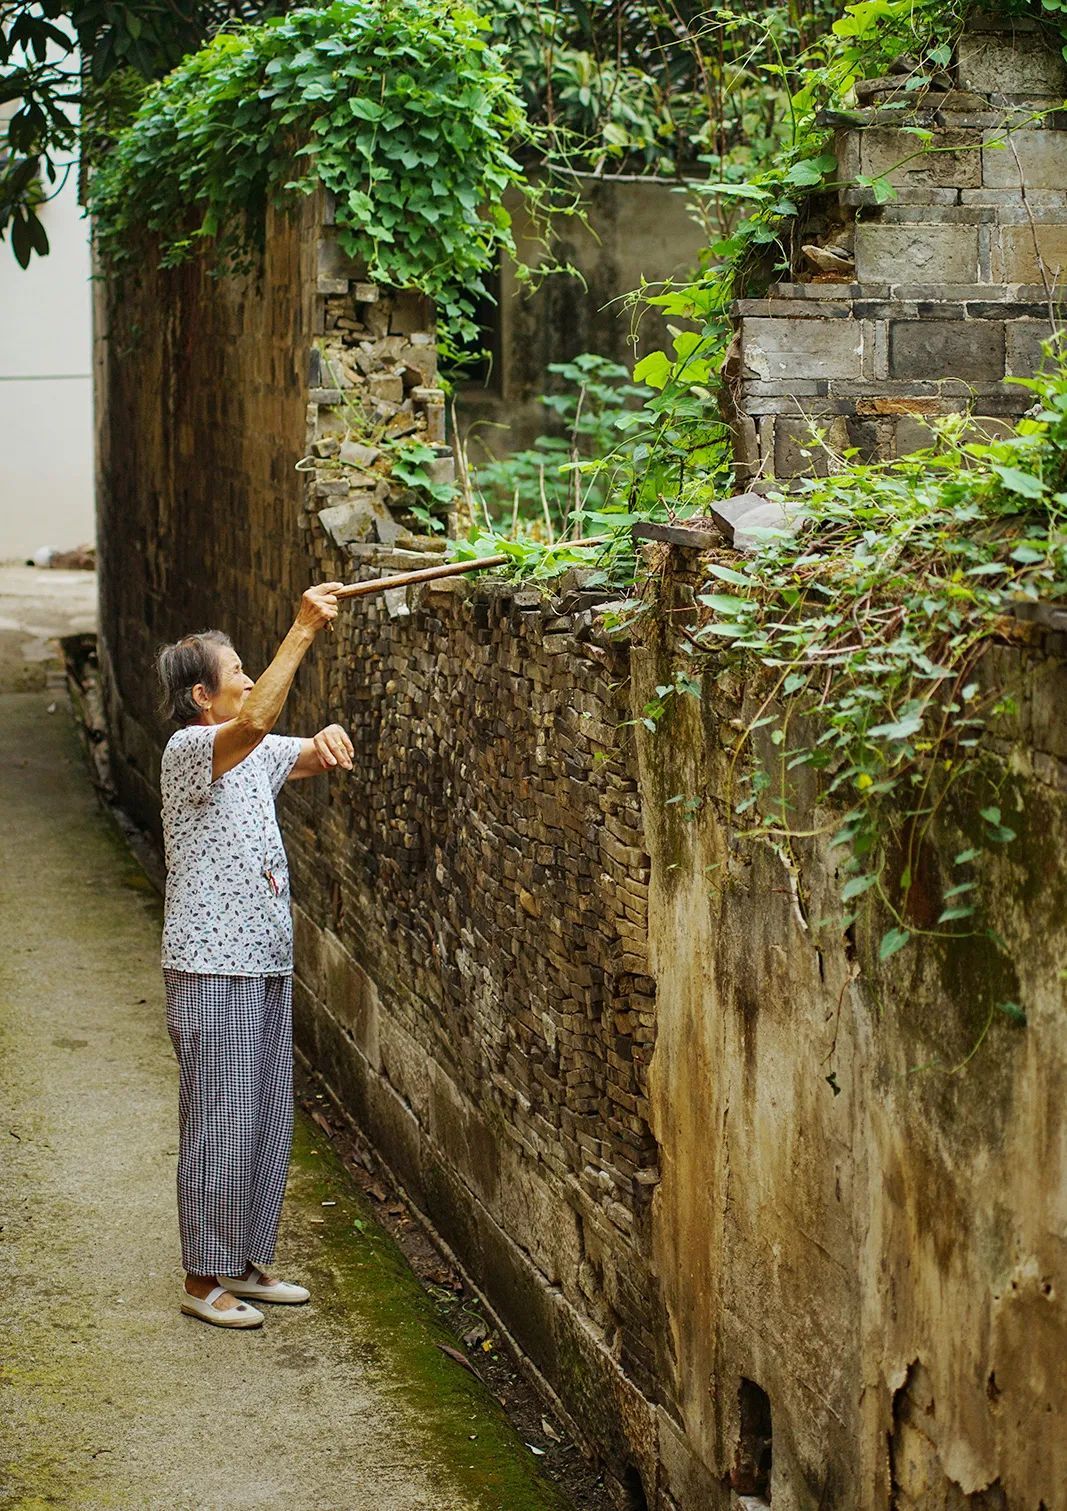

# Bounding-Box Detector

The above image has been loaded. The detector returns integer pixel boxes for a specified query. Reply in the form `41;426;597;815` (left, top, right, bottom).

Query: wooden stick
334;536;609;602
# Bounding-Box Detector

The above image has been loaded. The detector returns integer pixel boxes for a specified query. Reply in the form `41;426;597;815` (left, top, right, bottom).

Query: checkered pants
164;970;294;1276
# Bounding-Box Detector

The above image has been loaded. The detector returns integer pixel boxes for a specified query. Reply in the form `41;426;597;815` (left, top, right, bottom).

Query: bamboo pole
334;536;609;602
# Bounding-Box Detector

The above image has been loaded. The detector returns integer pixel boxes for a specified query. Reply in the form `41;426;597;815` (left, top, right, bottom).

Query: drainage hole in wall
732;1377;772;1504
621;1464;649;1511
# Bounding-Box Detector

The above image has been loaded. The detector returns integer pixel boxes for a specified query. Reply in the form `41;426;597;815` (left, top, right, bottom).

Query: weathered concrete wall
632;570;1067;1509
96;55;1067;1511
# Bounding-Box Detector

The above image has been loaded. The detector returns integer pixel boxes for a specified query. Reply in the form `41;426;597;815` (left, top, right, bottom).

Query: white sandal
180;1283;265;1329
218;1266;310;1305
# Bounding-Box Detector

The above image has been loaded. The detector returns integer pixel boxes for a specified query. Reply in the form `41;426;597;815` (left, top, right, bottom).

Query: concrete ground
0;566;97;692
0;689;569;1511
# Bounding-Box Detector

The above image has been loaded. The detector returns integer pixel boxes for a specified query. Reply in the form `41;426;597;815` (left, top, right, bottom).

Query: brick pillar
731;11;1067;482
306;192;453;554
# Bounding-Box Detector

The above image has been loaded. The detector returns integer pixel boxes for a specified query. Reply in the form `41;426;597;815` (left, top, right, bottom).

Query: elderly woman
156;583;353;1329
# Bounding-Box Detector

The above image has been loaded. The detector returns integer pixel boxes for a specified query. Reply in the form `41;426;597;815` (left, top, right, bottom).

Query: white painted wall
0;130;94;561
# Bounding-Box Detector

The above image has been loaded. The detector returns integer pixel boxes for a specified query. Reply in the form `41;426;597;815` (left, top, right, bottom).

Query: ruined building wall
96;26;1067;1507
732;14;1067;481
632;587;1067;1510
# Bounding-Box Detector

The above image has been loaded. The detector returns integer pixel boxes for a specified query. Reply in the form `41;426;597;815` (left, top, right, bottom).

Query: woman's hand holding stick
211;583;343;780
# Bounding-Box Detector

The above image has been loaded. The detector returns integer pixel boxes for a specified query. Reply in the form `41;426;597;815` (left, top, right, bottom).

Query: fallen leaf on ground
436;1343;480;1379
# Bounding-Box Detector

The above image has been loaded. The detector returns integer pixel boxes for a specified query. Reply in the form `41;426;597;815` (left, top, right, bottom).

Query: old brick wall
95;193;668;1505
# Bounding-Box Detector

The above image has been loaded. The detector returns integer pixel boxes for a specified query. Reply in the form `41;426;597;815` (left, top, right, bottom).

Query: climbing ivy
89;0;554;354
683;358;1067;977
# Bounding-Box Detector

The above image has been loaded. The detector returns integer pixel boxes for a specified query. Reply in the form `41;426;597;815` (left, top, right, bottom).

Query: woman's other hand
311;724;354;771
295;583;343;637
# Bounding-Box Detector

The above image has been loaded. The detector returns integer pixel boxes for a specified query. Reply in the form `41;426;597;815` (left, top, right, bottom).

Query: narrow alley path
0;691;570;1511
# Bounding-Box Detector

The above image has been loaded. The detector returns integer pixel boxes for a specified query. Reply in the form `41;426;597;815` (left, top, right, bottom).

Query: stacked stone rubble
306;206;451;552
733;12;1067;479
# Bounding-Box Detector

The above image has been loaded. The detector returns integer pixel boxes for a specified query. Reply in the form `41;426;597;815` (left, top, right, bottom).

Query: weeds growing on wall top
661;352;1067;1000
89;0;564;357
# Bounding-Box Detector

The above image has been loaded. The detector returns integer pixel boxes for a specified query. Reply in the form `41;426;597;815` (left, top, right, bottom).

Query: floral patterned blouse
160;724;302;976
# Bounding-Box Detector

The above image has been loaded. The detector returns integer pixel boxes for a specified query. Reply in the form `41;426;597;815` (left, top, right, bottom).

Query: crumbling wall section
631;570;1067;1509
732;14;1067;480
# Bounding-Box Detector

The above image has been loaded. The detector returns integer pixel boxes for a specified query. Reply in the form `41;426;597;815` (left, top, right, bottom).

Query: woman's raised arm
211;584;341;781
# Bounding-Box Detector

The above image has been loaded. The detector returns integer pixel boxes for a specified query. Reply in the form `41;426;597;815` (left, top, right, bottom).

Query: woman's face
196;646;254;724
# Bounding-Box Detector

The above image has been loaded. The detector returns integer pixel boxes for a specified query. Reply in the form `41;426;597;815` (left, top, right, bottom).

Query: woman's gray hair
156;630;233;725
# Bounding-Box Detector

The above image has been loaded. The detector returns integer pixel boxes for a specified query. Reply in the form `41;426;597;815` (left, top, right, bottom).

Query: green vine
89;0;557;354
682;357;1067;975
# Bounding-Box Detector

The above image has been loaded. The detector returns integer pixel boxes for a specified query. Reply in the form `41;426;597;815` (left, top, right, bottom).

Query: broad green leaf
868;711;923;740
997;1000;1027;1025
879;927;911;961
993;465;1046;498
698;593;749;614
633;350;672;390
704;563;750;587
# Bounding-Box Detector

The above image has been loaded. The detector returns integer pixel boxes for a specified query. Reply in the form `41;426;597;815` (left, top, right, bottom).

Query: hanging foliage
89;0;561;355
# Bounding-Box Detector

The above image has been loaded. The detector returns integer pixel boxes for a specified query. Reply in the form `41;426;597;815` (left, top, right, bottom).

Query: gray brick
983;130;1067;191
855;223;980;284
958;30;1067;97
826;379;940;399
772;416;834;478
890;319;1005;383
875;204;996;225
896;412;1021;458
858;128;982;190
1005;319;1064;378
960;188;1067;210
741;393;835;417
992;225;1067;286
741;318;865;381
890;283;1002;302
893;415;937;456
843;186;961;208
966;301;1056;320
853;300;917;320
740;381;830;400
980;203;1067;228
733;298;853;319
772;414;884;478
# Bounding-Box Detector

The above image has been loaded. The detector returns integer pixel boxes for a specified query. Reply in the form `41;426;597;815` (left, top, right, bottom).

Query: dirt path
0;691;569;1511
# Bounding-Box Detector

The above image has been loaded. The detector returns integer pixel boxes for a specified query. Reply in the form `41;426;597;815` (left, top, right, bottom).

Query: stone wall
732;13;1067;480
94;191;668;1504
95;24;1067;1508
